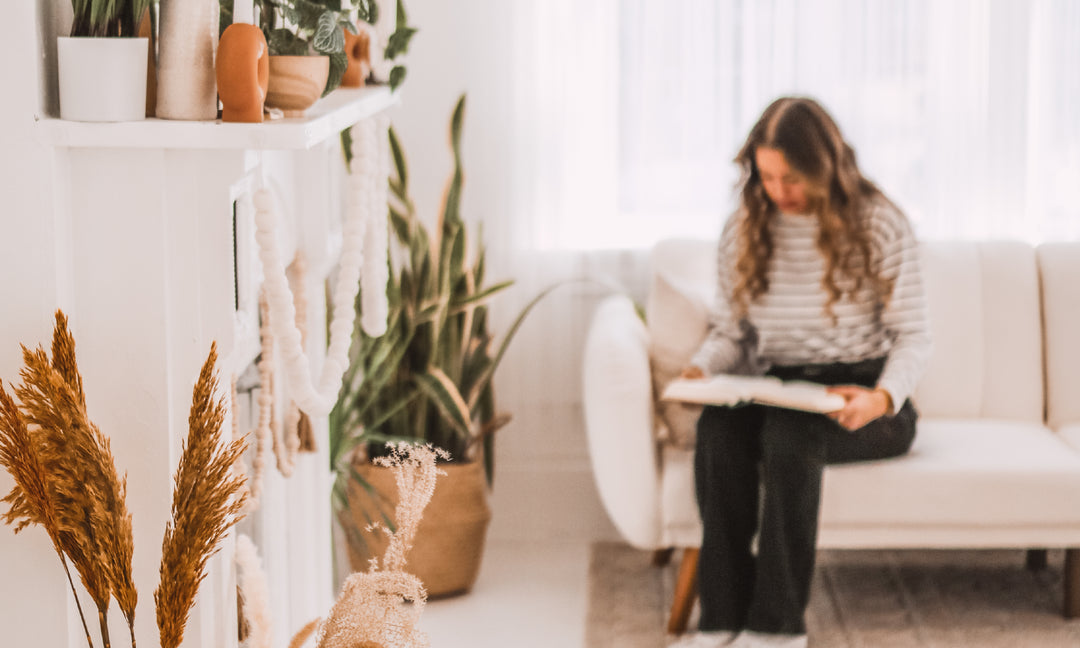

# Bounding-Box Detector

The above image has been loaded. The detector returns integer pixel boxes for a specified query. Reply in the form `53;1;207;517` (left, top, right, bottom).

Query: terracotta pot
340;26;372;88
57;37;148;122
216;23;270;123
266;55;330;117
341;458;492;598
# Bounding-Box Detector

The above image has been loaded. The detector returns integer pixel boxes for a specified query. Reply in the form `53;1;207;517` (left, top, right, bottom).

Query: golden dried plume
4;311;137;647
155;342;249;648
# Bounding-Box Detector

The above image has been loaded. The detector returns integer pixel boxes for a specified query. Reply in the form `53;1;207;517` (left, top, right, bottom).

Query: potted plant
59;0;152;121
329;95;553;597
241;0;372;114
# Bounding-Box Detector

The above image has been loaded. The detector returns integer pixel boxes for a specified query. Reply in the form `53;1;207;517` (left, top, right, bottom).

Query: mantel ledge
35;86;397;151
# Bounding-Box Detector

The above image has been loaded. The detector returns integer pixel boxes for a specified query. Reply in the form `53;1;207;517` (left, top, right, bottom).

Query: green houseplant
329;94;553;596
255;0;361;97
70;0;150;37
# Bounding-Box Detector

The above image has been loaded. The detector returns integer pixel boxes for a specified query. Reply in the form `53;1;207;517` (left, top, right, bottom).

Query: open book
661;374;846;414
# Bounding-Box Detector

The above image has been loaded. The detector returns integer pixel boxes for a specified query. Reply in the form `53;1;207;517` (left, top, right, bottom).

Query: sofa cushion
1038;243;1080;430
657;419;1080;549
914;241;1043;422
821;419;1080;528
646;239;715;448
1055;424;1080;454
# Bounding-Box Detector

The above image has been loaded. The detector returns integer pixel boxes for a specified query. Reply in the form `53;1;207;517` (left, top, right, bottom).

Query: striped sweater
689;200;932;409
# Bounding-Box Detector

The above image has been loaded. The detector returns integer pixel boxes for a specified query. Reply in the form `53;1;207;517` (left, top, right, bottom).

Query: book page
661;374;845;413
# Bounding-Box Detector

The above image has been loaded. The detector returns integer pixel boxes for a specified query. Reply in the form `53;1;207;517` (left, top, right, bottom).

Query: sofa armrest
583;294;663;549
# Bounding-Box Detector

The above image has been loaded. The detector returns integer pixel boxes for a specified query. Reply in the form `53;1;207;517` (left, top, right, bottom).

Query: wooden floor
419;539;592;647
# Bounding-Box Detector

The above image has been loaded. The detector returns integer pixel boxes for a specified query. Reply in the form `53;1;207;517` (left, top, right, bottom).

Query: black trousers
694;357;917;635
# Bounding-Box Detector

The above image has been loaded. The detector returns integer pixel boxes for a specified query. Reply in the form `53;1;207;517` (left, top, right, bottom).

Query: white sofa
583;239;1080;631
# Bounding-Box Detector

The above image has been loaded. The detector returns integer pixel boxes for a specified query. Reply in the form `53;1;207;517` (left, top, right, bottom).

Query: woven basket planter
342;457;492;598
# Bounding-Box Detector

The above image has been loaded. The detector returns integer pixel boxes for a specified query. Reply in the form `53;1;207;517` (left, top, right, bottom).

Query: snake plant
329;94;556;520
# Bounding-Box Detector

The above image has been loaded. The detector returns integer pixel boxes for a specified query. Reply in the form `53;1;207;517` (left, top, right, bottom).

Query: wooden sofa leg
668;548;700;635
653;548;675;567
1065;549;1080;618
1026;549;1048;571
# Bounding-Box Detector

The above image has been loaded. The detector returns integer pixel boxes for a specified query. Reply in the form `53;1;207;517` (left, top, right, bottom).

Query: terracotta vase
266;55;330;117
340;26;372;88
216;24;270;123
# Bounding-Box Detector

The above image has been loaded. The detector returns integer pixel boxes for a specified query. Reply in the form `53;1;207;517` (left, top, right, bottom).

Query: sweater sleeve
689;216;755;376
873;205;933;410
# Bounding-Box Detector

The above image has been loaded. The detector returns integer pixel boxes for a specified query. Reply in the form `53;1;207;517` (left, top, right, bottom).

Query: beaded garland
252;115;391;418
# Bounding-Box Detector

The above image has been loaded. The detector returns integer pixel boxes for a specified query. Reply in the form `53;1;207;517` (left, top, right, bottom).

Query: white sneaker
730;630;809;648
667;631;739;647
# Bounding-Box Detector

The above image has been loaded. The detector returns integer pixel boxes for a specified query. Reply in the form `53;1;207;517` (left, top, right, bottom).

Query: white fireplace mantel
31;86;397;648
36;87;397;151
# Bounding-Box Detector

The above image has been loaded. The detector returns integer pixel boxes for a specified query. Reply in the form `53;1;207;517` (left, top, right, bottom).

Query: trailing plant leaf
384;26;417;61
313;11;344;53
389;66;407;91
324;51;350;96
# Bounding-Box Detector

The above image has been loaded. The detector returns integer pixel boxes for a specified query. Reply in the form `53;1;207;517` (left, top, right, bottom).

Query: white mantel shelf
36;86;397;150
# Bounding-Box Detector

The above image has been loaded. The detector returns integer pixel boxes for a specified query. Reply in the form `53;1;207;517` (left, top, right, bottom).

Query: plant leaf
313;10;345;53
384;26;417;61
323;51;349;96
466;281;565;411
268;28;309;56
389;66;407;91
413;369;471;445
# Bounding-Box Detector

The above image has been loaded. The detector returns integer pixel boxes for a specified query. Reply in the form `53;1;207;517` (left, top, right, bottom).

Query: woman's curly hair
730;96;896;319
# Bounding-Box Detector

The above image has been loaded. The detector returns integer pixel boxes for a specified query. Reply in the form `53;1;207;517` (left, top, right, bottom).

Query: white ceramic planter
57;37;148;122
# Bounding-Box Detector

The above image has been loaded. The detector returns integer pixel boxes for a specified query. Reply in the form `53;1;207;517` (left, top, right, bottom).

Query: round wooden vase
342;458;492;598
340;26;372;88
216;24;269;123
266;55;330;117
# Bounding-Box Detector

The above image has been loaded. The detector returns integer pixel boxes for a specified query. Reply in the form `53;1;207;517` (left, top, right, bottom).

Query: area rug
585;542;1080;647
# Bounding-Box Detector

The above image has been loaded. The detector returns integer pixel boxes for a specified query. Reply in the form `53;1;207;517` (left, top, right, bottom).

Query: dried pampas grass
0;379;95;648
155;342;249;648
0;311;137;648
315;443;444;648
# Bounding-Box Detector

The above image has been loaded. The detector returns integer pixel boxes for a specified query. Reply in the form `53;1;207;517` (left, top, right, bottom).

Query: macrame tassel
298;412;316;452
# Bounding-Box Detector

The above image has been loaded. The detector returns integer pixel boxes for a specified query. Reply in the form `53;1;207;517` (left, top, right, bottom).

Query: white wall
388;0;622;545
0;1;71;645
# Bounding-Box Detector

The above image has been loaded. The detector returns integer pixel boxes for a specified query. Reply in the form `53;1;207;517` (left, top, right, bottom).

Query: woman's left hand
825;385;892;431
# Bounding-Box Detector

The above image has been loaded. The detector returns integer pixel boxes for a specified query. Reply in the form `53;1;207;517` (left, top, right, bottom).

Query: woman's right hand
680;365;706;380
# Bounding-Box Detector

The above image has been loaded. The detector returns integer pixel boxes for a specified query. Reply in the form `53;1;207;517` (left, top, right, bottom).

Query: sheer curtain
507;0;1080;251
445;0;1079;539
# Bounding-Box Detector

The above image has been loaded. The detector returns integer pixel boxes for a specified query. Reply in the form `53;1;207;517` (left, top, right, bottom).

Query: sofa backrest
915;241;1043;422
1038;242;1080;429
646;238;1046;425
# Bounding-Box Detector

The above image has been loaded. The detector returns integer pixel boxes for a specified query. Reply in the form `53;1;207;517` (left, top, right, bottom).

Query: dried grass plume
315;443;445;648
0;310;137;648
155;342;249;648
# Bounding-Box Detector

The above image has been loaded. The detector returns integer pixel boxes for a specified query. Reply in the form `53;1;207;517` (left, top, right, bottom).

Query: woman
672;97;932;648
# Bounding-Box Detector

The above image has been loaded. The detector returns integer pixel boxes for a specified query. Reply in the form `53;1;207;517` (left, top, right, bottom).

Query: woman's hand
826;385;893;431
681;366;706;380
